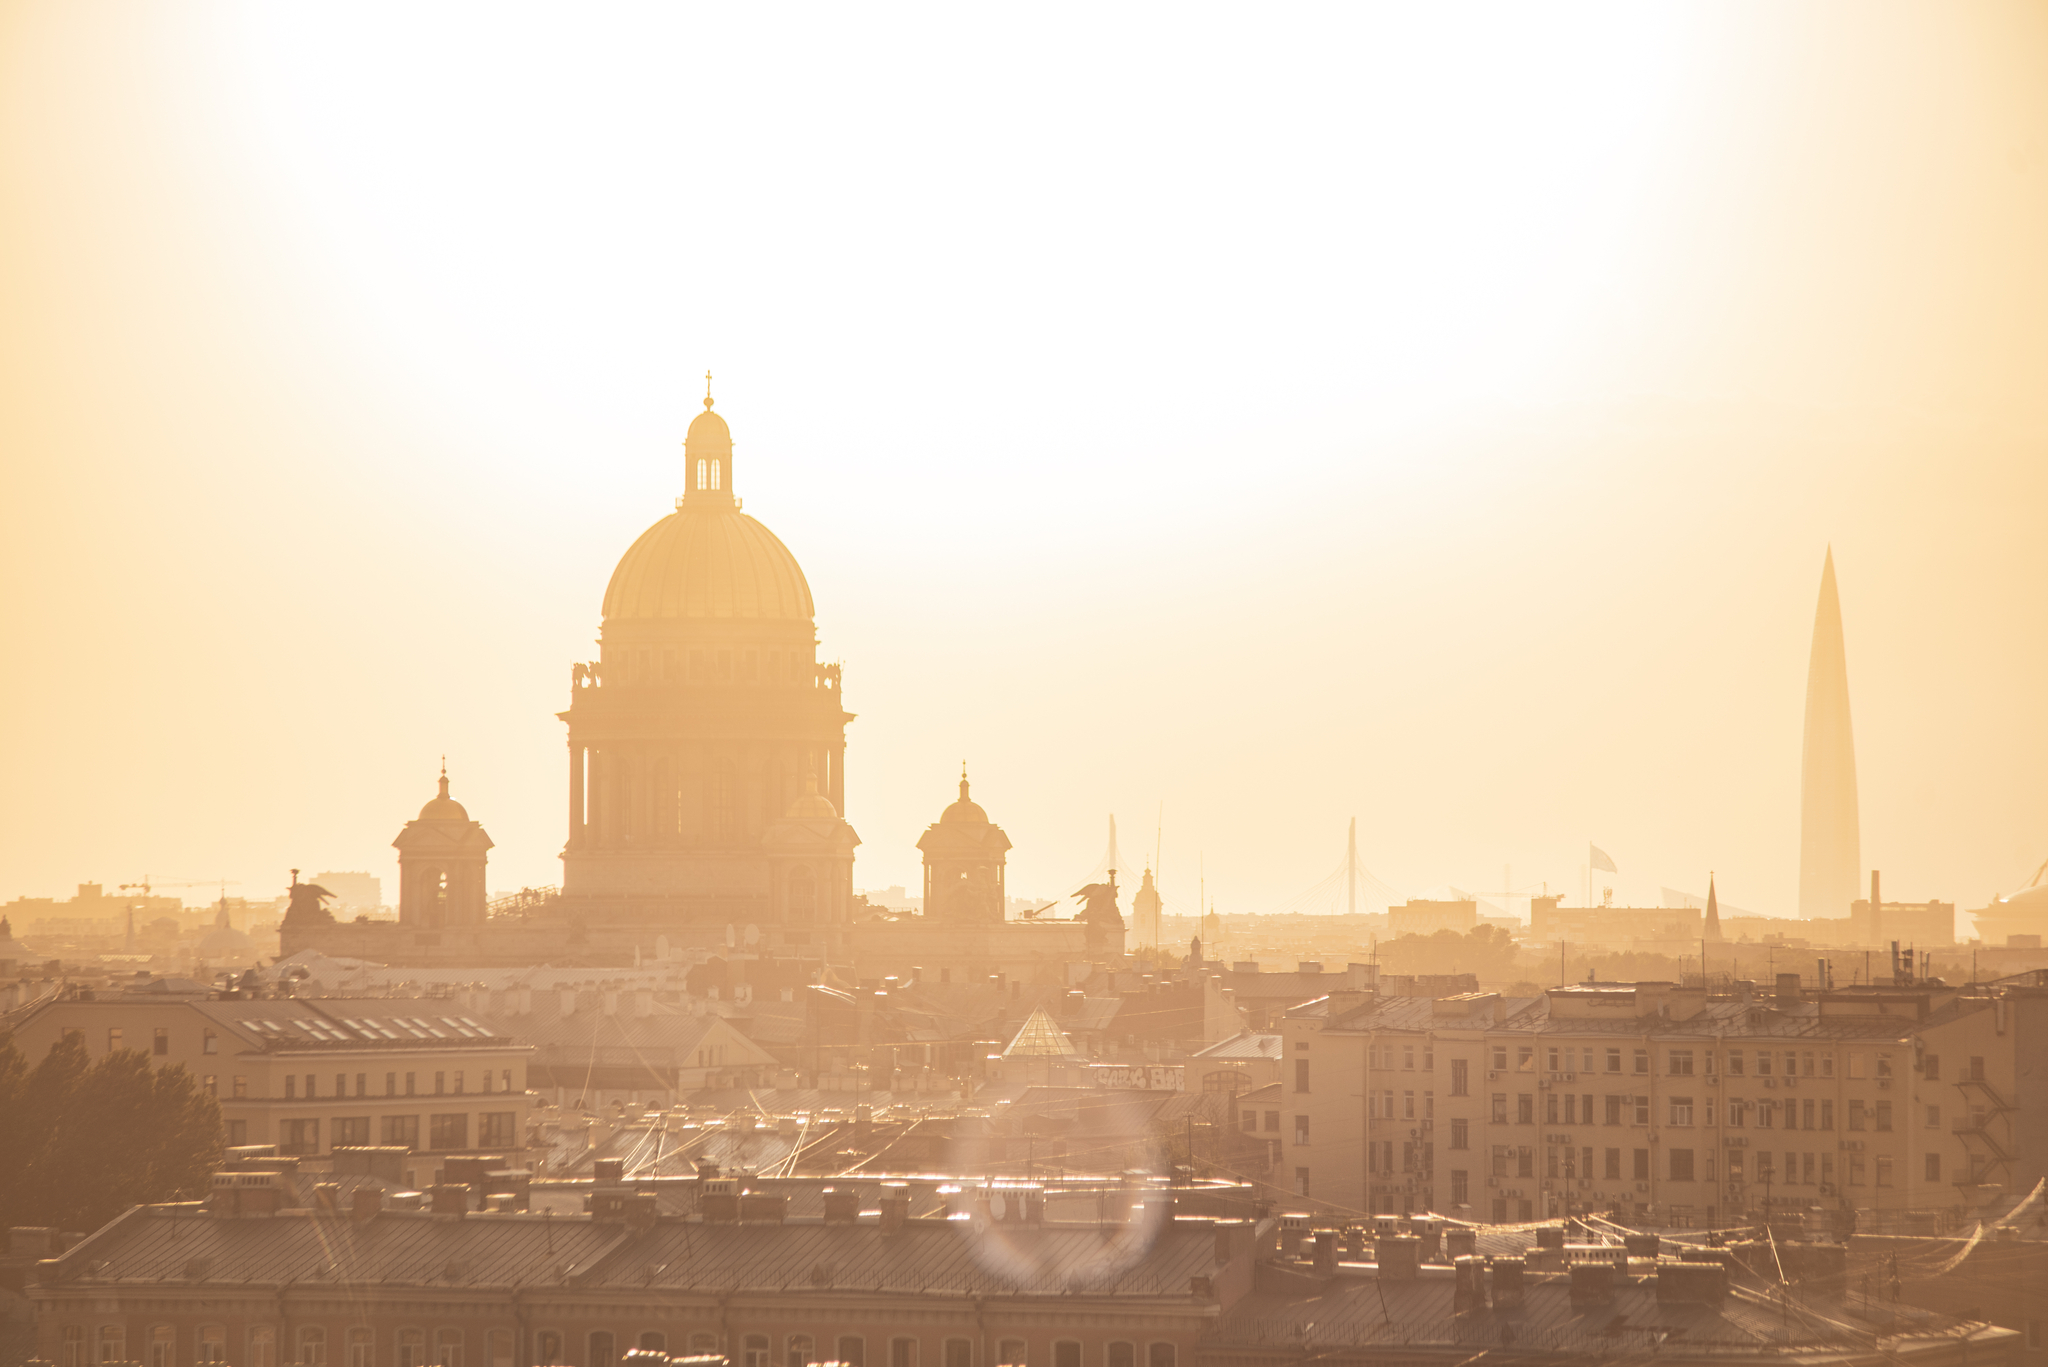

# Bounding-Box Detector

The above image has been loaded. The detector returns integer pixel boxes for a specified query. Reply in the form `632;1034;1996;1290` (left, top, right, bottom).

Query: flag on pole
1589;843;1618;874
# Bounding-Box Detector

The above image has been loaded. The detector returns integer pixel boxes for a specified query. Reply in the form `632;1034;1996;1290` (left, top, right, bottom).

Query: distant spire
1705;873;1722;940
1799;547;1861;918
704;370;714;410
959;762;970;802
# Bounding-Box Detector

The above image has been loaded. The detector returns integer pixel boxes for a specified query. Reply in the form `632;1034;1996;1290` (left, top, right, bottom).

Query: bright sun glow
231;6;1699;480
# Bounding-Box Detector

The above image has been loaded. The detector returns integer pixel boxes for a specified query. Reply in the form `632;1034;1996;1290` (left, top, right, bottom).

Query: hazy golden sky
3;3;2044;918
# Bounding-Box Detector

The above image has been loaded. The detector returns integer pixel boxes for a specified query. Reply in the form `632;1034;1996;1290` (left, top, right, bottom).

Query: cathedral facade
554;392;859;949
283;393;1114;976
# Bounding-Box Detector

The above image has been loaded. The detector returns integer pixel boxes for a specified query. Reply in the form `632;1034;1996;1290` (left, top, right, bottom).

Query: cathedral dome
601;394;815;623
941;772;988;824
602;507;815;622
417;771;469;822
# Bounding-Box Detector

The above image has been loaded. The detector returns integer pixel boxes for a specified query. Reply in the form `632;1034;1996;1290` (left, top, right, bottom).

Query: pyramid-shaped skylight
1002;1006;1078;1057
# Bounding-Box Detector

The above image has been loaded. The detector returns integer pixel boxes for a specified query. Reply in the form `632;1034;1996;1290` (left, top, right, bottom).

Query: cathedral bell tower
916;768;1012;923
393;767;494;929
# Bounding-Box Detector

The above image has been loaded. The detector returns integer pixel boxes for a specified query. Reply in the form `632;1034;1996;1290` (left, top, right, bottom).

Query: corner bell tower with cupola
916;769;1013;923
558;381;856;943
393;767;494;929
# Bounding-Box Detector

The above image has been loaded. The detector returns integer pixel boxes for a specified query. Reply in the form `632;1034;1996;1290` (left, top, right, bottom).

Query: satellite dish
725;924;737;948
744;923;760;947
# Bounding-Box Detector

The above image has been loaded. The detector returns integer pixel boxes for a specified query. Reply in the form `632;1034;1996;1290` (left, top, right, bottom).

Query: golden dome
418;771;470;822
941;770;988;824
603;507;814;622
602;394;815;623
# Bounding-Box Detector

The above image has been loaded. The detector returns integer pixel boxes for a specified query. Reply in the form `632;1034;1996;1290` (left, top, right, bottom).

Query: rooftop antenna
1346;817;1358;918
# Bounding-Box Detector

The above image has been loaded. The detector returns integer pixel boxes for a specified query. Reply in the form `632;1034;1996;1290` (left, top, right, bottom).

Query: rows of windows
61;1328;1178;1367
278;1071;517;1100
1470;1091;1896;1131
1317;1041;1960;1086
272;1112;517;1156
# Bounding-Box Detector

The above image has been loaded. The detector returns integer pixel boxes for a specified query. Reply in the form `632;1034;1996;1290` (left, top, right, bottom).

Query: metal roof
58;1205;1223;1300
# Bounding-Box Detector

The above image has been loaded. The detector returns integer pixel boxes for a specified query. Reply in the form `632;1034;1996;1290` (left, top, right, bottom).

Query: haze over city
16;8;2048;1367
4;2;2045;917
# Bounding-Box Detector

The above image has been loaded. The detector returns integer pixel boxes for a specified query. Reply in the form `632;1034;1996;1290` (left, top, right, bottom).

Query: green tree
0;1033;222;1233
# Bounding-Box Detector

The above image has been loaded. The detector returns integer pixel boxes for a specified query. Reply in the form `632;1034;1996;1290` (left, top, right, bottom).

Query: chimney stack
1490;1257;1526;1308
1570;1263;1616;1304
1311;1231;1338;1277
1376;1235;1420;1281
1453;1255;1488;1313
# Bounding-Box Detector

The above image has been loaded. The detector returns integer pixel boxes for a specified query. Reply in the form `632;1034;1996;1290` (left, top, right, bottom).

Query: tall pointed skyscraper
1798;548;1861;918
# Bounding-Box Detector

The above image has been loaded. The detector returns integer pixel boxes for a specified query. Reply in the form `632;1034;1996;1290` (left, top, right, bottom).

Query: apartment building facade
2;994;532;1176
1271;977;2041;1228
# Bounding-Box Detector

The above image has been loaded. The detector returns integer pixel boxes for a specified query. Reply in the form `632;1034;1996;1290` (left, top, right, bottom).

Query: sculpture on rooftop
280;870;337;930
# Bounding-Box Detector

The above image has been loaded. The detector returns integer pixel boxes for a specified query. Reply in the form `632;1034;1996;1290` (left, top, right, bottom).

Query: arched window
250;1327;278;1367
1054;1344;1082;1367
944;1341;972;1367
638;1335;665;1353
98;1325;125;1364
396;1330;426;1367
61;1327;86;1367
786;1335;814;1367
299;1326;327;1366
488;1333;513;1367
347;1329;373;1367
149;1327;175;1367
688;1336;718;1354
834;1339;864;1367
1148;1346;1176;1367
198;1328;227;1366
697;459;707;490
711;460;721;490
589;1332;615;1367
743;1337;769;1367
534;1332;563;1365
433;1330;462;1367
996;1343;1026;1367
1107;1344;1135;1367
